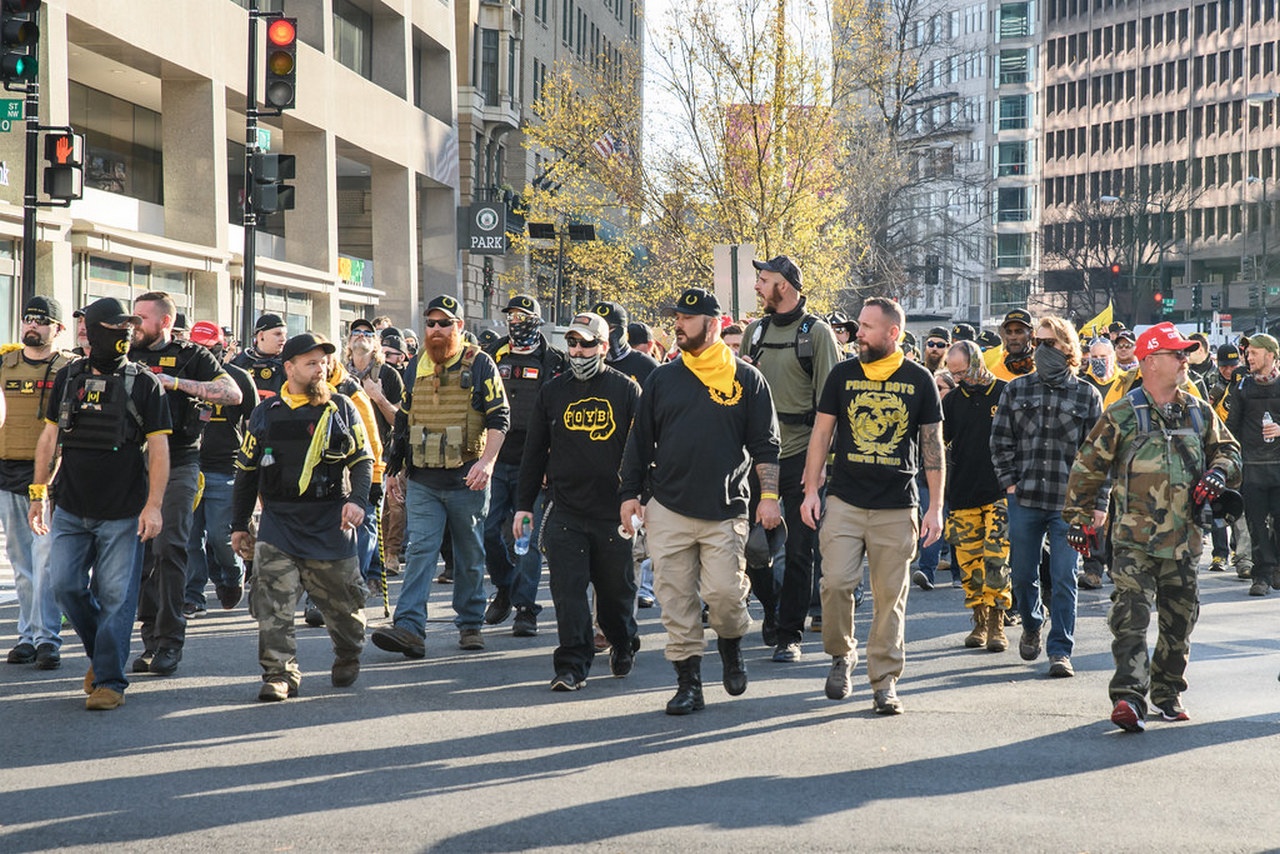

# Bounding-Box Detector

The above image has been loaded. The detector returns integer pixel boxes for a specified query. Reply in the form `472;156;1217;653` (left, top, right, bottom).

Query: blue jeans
1007;497;1078;658
185;471;243;607
916;482;944;581
48;510;144;692
356;495;379;582
0;490;61;649
394;478;489;634
483;460;545;611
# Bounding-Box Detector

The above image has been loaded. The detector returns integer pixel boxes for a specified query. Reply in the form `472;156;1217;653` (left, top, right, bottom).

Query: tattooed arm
174;372;243;406
919;420;944;547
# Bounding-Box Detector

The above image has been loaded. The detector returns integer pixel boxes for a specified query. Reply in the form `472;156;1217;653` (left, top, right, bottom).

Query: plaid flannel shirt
990;371;1105;512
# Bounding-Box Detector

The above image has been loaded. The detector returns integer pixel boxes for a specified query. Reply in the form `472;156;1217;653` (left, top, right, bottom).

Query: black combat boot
665;656;705;715
717;636;748;696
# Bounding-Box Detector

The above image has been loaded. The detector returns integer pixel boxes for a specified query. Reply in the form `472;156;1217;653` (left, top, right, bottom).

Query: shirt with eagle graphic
818;357;942;510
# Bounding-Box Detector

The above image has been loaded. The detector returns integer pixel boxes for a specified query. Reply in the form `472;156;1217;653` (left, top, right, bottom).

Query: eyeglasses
1034;338;1059;348
565;335;599;349
350;329;375;338
1153;350;1189;361
22;314;52;326
423;319;456;329
925;340;948;349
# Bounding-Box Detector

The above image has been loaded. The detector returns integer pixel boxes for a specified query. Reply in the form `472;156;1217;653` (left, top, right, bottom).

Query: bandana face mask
568;352;604;381
507;313;542;349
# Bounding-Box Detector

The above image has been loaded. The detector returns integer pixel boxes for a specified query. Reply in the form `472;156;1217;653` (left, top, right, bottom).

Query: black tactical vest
57;362;144;452
257;398;355;502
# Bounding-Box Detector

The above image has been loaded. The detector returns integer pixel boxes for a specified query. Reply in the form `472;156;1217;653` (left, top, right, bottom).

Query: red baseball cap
189;320;225;348
1135;322;1200;360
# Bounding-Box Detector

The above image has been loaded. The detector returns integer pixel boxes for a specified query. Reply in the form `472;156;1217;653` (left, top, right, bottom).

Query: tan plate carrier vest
407;344;486;469
0;349;71;461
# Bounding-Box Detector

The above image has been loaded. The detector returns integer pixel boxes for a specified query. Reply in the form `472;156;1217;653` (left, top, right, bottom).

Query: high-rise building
0;0;457;344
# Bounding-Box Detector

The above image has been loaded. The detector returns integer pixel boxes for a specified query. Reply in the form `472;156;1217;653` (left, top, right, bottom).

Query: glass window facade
67;82;164;204
333;0;373;79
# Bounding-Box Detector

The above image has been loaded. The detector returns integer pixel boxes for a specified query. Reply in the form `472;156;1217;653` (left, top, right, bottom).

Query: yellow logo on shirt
564;397;616;440
846;390;909;463
708;381;743;407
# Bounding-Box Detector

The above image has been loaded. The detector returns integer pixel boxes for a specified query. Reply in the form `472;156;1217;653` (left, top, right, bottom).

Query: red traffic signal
1153;291;1163;304
264;17;297;111
1109;263;1122;276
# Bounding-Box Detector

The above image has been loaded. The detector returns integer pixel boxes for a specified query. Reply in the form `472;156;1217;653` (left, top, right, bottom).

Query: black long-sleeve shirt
517;366;640;521
621;357;779;521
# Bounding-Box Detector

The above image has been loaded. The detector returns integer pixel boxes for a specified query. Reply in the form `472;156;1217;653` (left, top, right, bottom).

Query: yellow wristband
28;484;47;501
759;492;779;501
171;374;181;391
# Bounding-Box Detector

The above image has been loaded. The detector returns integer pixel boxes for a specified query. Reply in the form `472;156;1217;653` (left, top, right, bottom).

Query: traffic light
1109;262;1122;283
1211;293;1222;310
263;17;297;111
1192;282;1203;311
1250;284;1261;308
1154;291;1164;310
42;131;83;201
250;152;295;213
0;0;40;86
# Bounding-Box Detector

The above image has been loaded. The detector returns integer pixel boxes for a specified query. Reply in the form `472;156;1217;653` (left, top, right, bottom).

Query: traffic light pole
240;0;260;348
19;80;36;305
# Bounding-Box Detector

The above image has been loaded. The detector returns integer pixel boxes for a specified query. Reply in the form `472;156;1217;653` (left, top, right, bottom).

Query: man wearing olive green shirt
742;255;841;663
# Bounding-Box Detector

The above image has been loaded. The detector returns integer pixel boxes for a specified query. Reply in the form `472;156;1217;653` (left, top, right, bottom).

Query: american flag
592;131;625;159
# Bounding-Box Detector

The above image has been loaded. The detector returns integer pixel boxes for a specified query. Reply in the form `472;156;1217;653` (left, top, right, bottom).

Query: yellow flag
1079;300;1114;340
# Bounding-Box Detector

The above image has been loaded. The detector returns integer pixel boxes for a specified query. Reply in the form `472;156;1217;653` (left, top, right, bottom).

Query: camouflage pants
251;541;367;689
1108;547;1199;716
946;500;1012;610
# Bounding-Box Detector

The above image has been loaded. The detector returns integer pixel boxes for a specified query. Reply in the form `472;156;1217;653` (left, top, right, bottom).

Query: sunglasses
22;314;52;325
565;335;600;348
925;340;948;349
424;319;456;329
350;329;375;337
1035;338;1059;348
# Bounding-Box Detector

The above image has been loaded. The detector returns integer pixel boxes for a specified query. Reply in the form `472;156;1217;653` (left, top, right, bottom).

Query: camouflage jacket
1063;387;1241;560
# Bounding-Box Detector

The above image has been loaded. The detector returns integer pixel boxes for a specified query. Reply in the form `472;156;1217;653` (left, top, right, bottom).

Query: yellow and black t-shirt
818;356;942;510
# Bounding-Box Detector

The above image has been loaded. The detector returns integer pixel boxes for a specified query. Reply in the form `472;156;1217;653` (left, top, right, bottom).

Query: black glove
368;481;384;507
1193;468;1227;505
1066;524;1098;558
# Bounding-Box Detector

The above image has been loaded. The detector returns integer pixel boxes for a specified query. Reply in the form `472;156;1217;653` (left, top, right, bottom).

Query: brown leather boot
964;604;988;648
986;605;1008;652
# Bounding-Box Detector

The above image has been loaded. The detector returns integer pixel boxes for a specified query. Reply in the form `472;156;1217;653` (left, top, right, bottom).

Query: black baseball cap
254;313;286;333
24;295;62;324
976;329;1001;349
173;313;189;331
1001;309;1033;329
82;296;141;328
752;255;802;290
926;326;951;341
380;326;402;341
381;334;406;354
1115;329;1137;343
591;301;629;328
502;294;541;316
349;318;376;334
425;294;463;320
951;322;976;341
627;321;652;345
478;328;500;348
827;312;859;334
1108;321;1128;333
1217;343;1241;364
281;332;336;362
663;287;721;318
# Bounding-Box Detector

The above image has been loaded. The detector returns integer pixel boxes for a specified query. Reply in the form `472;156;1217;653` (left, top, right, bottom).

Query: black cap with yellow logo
663;288;721;318
591;301;629;329
502;294;541;316
425;294;463;320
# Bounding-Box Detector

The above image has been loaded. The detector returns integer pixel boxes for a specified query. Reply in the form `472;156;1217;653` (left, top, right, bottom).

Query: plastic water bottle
514;517;532;555
1265;411;1275;444
261;447;275;466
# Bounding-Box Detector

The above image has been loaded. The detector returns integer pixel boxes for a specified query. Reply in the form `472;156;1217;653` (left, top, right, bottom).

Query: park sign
458;201;507;255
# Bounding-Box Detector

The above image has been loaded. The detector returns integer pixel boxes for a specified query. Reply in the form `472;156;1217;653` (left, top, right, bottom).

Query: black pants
747;453;817;646
542;506;637;679
1241;481;1280;583
137;462;200;651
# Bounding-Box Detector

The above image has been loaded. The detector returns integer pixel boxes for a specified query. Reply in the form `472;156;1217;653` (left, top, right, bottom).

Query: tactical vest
0;349;70;460
494;343;558;432
131;341;209;439
234;350;284;399
56;361;146;452
1118;388;1207;515
406;345;486;469
257;397;356;502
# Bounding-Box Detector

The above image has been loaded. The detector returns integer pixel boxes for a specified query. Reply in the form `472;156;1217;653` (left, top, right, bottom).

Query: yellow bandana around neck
683;339;737;396
861;350;906;382
415;345;467;380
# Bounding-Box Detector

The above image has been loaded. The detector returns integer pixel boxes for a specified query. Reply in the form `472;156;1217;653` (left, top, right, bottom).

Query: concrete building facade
0;0;458;345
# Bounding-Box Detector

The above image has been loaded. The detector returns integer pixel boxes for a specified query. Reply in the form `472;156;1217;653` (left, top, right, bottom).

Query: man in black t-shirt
130;292;243;678
30;297;172;711
517;313;640;691
801;297;945;715
184;321;258;614
620;288;781;716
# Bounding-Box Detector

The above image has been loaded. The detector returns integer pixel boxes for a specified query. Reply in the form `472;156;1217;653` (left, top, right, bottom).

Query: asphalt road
2;560;1280;853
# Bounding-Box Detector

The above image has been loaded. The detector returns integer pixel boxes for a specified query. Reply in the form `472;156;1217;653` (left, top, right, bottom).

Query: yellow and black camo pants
945;500;1012;610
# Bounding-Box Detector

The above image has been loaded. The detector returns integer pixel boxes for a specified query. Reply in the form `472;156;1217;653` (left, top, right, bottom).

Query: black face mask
607;325;630;362
87;324;131;374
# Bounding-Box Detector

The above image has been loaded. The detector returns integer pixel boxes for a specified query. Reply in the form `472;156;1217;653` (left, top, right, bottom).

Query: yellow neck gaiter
683;339;737;396
416;344;467;380
861;350;905;382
